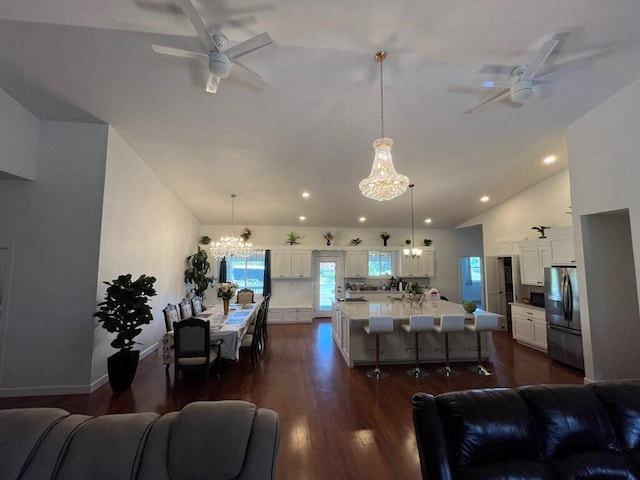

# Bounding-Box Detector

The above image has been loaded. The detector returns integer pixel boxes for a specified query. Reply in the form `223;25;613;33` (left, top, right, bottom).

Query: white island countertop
334;299;495;320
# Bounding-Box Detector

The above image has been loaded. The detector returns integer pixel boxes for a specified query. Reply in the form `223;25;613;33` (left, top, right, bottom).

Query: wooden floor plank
0;319;583;479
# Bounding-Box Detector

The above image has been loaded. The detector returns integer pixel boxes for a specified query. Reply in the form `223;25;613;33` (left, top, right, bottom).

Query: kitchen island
332;299;498;368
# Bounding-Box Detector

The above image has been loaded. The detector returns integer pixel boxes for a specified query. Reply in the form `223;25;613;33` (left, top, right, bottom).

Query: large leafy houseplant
94;274;157;391
185;246;216;299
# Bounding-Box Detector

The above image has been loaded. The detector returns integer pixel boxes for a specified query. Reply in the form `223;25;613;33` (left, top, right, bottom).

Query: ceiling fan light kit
208;52;231;78
359;50;410;202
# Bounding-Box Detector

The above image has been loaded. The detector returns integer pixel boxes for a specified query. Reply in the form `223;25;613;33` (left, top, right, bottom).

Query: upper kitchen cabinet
271;250;312;279
345;251;368;278
400;248;435;277
548;226;576;264
518;240;551;286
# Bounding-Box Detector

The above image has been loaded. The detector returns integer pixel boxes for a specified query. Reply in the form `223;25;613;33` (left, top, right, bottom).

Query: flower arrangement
286;231;301;245
217;282;238;300
323;232;334;245
350;238;363;246
406;282;424;295
240;227;251;241
380;231;390;246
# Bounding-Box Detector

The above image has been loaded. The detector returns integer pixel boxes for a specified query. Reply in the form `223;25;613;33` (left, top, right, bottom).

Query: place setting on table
161;301;259;367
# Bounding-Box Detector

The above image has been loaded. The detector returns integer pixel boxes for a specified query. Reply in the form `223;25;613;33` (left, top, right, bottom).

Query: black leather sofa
412;382;640;479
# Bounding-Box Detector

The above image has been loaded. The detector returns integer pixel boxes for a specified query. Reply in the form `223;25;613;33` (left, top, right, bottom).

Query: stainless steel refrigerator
544;265;584;370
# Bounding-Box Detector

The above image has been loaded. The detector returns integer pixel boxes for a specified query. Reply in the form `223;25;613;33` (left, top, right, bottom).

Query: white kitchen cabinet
345;251;368;278
497;240;520;256
511;304;547;351
400;249;435;277
518;241;551;286
271;250;311;278
269;307;312;324
549;228;576;264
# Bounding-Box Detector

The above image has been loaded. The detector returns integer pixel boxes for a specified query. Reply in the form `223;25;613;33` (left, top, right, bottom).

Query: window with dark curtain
225;251;267;296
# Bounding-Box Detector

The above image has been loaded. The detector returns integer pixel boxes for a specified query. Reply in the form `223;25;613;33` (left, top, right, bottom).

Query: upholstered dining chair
236;288;255;305
162;303;179;333
178;298;193;320
172;318;220;382
240;307;265;370
190;295;204;315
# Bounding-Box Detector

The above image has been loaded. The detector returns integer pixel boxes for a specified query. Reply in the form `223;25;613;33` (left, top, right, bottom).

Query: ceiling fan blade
224;32;273;60
480;80;512;90
230;59;268;89
465;89;510;114
151;44;207;60
179;0;216;52
521;39;559;81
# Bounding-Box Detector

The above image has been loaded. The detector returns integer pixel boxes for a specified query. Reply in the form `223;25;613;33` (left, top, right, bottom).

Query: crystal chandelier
359;50;409;202
210;194;255;259
403;184;422;258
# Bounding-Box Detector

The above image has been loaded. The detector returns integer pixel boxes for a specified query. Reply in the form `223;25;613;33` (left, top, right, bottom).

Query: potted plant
323;231;334;246
350;238;363;246
380;231;390;246
185;246;216;299
286;231;301;245
240;227;251;241
94;274;157;392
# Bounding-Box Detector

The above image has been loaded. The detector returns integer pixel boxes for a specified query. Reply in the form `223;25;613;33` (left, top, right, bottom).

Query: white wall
91;128;201;387
200;224;484;306
566;77;640;382
458;169;572;256
0;121;108;396
0;89;39;180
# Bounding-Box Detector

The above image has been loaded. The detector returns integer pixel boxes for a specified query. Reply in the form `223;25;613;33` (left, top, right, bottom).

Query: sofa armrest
412;393;454;480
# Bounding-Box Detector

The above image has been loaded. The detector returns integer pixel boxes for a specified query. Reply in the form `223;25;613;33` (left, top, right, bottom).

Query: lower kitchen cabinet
511;304;547;352
268;306;312;324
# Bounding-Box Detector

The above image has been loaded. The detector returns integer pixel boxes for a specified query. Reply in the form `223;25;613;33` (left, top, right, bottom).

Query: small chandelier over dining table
210;193;255;259
403;184;422;258
359;50;409;202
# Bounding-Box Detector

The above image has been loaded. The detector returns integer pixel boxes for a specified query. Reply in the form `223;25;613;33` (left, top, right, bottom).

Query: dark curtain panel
219;258;227;283
263;249;271;297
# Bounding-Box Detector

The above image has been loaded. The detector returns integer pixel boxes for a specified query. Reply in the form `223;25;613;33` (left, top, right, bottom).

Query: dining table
161;302;259;365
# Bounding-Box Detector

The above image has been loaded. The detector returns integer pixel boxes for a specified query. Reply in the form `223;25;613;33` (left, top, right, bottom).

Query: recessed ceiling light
359;217;366;223
543;155;557;165
424;218;432;224
302;192;310;198
480;196;490;203
299;216;306;221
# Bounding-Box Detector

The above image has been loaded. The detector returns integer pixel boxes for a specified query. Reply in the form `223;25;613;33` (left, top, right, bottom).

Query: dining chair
262;294;271;343
237;288;255;305
162;303;179;333
178;298;193;320
190;295;204;315
172;318;220;382
240;307;265;370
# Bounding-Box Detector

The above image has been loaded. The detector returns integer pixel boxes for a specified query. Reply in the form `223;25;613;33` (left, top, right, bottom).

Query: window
368;250;393;277
468;256;482;283
225;252;265;295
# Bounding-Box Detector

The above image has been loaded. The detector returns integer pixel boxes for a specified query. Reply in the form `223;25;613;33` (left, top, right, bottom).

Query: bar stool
465;313;500;376
434;314;466;377
402;315;434;378
363;316;394;379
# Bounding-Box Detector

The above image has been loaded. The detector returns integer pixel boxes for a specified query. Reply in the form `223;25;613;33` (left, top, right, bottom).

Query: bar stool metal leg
367;334;389;379
406;332;428;378
469;331;494;375
436;333;460;377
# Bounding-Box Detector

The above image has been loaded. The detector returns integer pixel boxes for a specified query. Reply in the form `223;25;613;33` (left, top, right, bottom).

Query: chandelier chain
380;56;384;138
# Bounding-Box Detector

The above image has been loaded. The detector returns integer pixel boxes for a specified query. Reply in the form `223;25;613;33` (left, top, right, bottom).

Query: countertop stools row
363;313;499;379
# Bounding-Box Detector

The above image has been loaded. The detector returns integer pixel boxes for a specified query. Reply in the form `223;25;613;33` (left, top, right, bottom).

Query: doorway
313;255;343;318
460;256;483;309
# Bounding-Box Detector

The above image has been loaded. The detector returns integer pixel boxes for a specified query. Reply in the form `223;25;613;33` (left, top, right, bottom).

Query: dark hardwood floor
0;319;584;479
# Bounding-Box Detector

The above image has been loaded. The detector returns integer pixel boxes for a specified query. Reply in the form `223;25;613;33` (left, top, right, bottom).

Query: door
460;256;483;309
314;255;343;318
484;257;504;316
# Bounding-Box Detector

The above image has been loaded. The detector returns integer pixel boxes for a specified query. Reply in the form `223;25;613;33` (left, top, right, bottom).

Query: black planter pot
107;350;140;392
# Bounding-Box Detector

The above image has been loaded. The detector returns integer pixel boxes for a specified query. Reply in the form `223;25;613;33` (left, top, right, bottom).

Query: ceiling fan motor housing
510;79;533;103
209;52;231;78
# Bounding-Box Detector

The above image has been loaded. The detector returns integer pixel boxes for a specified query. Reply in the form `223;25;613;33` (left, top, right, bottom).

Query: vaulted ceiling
2;1;639;228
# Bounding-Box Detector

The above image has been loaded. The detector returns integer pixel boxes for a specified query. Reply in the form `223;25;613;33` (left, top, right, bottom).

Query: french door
313;255;343;318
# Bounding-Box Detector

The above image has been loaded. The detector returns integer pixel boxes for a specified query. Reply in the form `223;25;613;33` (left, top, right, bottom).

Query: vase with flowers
323;231;334;246
380;231;390;246
217;281;238;315
240;227;251;241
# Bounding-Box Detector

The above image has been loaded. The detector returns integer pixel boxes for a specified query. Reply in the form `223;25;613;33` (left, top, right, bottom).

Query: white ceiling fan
465;38;561;113
151;0;272;93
